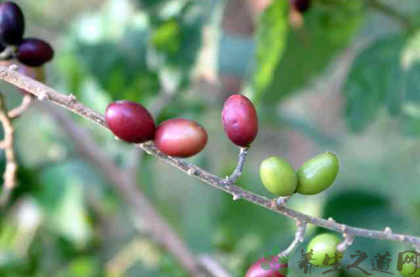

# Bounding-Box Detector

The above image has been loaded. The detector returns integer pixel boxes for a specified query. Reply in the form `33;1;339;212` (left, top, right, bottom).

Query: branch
43;105;208;277
8;94;33;119
224;147;248;185
0;94;18;207
0;65;420;253
278;221;307;259
367;0;411;29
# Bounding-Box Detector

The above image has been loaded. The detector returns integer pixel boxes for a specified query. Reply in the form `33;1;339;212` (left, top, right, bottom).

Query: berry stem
278;221;307;260
1;64;420;256
337;234;355;253
0;93;17;208
224;147;248;185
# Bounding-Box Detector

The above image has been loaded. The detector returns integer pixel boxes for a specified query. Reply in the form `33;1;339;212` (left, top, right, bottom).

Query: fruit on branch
260;157;297;196
307;233;342;268
290;0;311;13
296;152;339;195
105;100;156;143
245;256;288;277
18;64;44;95
222;94;258;147
17;38;54;67
154;118;208;158
0;2;25;45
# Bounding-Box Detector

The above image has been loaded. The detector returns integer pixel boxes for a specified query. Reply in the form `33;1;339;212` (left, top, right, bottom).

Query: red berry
221;94;258;147
291;0;311;13
154;118;208;158
105;100;156;143
0;2;24;45
245;256;288;277
17;38;54;67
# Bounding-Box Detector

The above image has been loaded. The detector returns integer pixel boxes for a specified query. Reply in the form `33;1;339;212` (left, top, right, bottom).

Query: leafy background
1;0;420;276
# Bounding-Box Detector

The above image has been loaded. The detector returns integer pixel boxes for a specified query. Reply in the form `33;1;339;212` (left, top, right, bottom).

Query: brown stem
0;94;18;207
0;65;419;252
44;105;207;277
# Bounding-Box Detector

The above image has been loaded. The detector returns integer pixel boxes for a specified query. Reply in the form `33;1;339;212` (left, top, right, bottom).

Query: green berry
296;152;339;195
260;157;297;196
307;233;342;268
399;252;420;276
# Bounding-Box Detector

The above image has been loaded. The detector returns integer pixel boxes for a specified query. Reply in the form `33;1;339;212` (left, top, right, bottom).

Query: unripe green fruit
296;152;339;195
260;157;297;196
399;252;420;276
306;233;342;268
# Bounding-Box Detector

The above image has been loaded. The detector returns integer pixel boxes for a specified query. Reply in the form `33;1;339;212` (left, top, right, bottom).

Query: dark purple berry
105;100;156;143
17;38;54;67
221;94;258;147
154;118;208;158
245;256;288;277
291;0;311;13
0;2;24;45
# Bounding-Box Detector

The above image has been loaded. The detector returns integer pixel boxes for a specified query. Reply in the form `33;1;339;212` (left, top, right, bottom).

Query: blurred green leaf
251;0;288;104
260;261;272;270
38;162;92;247
264;0;365;103
344;31;420;131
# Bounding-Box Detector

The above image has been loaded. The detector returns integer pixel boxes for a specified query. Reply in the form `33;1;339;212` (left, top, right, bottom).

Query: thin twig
224;147;248;185
278;221;307;259
368;0;411;28
44;105;208;277
0;94;18;207
8;94;33;119
0;65;420;252
275;196;292;207
337;234;355;253
198;254;232;277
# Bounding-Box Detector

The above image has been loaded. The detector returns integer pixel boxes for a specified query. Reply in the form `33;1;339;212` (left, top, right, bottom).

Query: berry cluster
260;152;339;197
105;94;258;158
0;2;54;67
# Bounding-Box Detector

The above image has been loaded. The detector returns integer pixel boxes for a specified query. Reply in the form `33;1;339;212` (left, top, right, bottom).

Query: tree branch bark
0;65;419;255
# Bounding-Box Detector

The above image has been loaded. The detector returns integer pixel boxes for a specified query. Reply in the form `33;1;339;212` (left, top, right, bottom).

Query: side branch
0;94;18;207
0;65;419;251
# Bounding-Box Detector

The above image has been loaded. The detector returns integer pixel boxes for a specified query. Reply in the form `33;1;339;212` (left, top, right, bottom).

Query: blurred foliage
1;0;420;276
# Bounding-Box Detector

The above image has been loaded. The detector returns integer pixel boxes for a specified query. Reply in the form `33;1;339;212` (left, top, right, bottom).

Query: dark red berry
154;118;208;158
17;38;54;67
245;256;288;277
291;0;311;13
0;2;24;45
105;100;156;143
221;94;258;147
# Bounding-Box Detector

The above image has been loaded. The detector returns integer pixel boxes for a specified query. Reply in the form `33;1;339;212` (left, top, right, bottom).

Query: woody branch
0;65;419;254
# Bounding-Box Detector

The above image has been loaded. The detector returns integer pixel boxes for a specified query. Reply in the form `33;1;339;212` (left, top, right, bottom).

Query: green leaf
344;31;420;131
264;0;365;103
37;162;92;247
260;261;273;271
251;0;288;105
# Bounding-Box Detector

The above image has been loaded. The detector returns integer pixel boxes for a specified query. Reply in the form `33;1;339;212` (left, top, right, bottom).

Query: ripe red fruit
290;0;311;13
0;2;25;45
17;38;54;67
221;94;258;147
105;100;156;143
245;256;288;277
154;118;208;158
